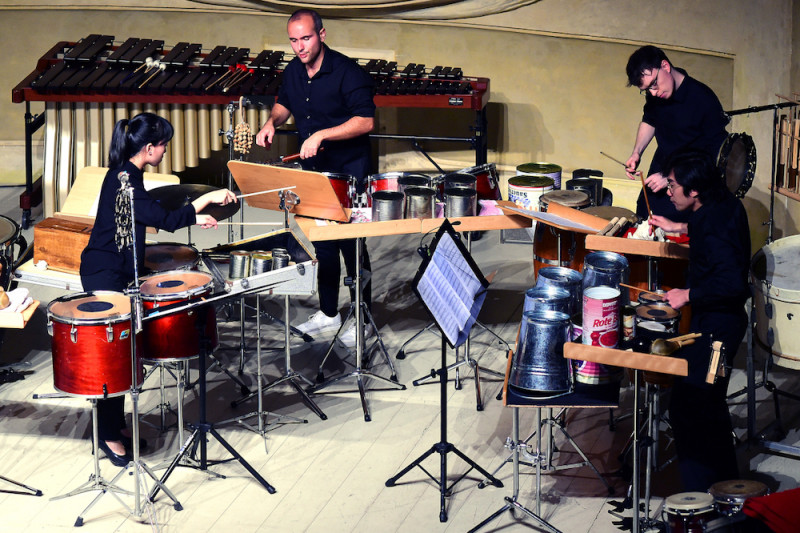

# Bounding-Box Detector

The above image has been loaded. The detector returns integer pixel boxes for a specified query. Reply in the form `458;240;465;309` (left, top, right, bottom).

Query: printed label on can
578;286;621;384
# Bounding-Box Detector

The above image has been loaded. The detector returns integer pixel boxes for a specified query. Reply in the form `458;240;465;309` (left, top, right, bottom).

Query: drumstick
214;222;284;226
667;332;702;342
600;151;645;180
598;216;619;235
639;173;653;218
236;185;297;199
619;282;662;298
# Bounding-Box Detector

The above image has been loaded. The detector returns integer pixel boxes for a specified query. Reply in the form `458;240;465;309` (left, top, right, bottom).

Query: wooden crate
33;217;93;274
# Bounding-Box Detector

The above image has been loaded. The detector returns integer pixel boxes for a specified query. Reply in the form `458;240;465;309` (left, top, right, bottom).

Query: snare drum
47;291;143;398
144;243;199;273
457;163;502;200
140;271;218;361
709;479;769;517
665;492;717;533
322;172;355;208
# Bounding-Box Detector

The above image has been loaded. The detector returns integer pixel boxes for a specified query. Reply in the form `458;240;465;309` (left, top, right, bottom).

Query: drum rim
0;214;19;246
635;302;679;320
665;491;715;512
368;171;430;181
717;131;756;198
508;175;555;188
139;270;214;300
47;290;133;324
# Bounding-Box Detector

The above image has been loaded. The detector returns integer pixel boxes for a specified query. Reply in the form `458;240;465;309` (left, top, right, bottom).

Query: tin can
577;285;621;384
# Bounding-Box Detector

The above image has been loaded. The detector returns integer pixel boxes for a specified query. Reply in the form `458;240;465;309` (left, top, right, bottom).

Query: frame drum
717;132;756;198
48;291;143;398
144;243;199;273
140;271;218;361
751;234;800;369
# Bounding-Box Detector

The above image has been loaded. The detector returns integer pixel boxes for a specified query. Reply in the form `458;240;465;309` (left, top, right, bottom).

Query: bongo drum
139;271;218;361
321;172;355;208
664;492;717;532
709;479;769;517
48;291;143;398
144;243;199;273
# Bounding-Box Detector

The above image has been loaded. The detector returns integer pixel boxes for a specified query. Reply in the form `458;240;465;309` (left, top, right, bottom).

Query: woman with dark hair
80;112;237;466
650;149;750;491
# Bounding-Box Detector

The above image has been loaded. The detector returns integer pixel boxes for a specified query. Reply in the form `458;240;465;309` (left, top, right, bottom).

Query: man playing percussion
649;149;750;491
624;45;729;223
255;8;376;345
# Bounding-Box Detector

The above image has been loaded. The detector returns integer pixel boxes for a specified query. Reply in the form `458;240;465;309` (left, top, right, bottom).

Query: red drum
457;163;502;200
322;172;355;208
48;291;143;398
367;172;430;206
140;271;218;361
144;243;199;273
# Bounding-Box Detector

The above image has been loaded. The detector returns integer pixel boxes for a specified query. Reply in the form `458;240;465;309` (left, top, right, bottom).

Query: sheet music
416;230;486;347
503;205;598;233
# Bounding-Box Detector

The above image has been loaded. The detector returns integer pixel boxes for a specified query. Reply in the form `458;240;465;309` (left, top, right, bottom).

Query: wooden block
33;217;93;274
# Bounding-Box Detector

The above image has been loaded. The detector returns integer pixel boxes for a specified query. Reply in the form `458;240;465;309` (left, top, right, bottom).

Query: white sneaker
340;323;375;348
296;311;342;336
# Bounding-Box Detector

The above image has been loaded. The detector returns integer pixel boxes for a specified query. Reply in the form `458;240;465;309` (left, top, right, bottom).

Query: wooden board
228;161;349;223
0;300;40;329
585;234;690;260
33;217;93;274
564;342;687;376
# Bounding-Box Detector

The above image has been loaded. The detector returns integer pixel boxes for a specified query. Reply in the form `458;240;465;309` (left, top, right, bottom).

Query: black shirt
277;44;376;183
637;69;729;222
80;161;196;286
686;189;750;314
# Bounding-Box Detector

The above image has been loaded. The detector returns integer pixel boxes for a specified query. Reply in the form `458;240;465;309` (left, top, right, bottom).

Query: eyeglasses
666;179;677;191
639;68;661;95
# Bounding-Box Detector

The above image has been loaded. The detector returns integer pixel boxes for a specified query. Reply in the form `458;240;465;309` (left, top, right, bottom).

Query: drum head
584;206;639;224
0;215;18;246
709;479;769;501
48;291;132;324
144;243;199;273
665;492;715;512
140;271;213;300
635;302;679;320
540;190;590;209
717;132;756;198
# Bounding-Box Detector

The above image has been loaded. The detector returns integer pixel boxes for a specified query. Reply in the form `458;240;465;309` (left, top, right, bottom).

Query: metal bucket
534;266;582;316
509;310;572;395
444;188;477;217
403;186;435;219
371;190;404;221
565;177;603;207
582;251;630;304
523;286;572;314
398;175;431;193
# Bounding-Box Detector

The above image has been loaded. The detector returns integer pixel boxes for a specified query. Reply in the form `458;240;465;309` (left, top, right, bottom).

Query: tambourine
717;132;756;198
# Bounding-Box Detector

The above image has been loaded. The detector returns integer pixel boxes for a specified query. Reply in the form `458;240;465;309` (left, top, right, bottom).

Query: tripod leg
473;361;484;411
208;427;276;493
0;475;42;496
467;503;513;533
150;428;199;502
385;445;438;487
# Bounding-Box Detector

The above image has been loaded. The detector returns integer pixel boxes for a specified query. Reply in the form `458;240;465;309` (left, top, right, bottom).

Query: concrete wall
0;1;796;243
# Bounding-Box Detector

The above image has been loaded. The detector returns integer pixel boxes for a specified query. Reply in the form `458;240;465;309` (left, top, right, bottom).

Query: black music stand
385;220;502;521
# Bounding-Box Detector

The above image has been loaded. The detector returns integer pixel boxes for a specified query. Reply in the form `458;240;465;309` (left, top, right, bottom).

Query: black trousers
81;270;129;442
668;309;747;492
314;238;371;317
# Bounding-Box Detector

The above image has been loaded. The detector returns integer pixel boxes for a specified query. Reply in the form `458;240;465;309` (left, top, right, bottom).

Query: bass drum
751;234;800;369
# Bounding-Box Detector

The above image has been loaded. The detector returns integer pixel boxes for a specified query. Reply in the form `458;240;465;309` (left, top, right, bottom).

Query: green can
516;162;562;189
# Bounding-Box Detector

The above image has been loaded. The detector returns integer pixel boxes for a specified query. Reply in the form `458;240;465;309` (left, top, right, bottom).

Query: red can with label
577;286;621;384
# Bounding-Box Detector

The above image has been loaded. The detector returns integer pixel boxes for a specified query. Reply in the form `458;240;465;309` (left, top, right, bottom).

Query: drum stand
221;295;310;434
386;335;503;521
0;475;41;496
230;190;326;421
307;237;405;422
469;408;561;533
150;303;276;502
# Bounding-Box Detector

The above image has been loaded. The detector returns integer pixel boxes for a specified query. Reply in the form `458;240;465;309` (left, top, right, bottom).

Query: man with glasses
649;149;750;492
624;45;729;223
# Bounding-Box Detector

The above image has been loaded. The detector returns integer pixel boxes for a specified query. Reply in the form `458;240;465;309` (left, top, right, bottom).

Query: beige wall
0;1;796;242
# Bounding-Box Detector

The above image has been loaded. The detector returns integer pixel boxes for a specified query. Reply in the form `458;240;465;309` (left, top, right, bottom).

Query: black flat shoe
120;435;149;453
97;440;132;467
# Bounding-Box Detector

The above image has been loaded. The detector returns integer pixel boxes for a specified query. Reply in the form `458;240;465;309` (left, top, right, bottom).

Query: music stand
385;220;503;522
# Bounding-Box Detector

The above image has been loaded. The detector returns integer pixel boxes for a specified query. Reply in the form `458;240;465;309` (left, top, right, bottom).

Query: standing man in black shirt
624;45;729;223
650;149;750;491
256;9;376;346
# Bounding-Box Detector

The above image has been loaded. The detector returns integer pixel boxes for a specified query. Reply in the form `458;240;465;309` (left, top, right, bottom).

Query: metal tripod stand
307;236;405;422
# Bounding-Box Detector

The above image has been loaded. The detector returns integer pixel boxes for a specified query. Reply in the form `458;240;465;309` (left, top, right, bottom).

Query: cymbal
149;184;240;220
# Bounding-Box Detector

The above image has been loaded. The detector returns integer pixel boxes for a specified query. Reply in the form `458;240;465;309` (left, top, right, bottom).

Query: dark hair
289;9;323;34
663;149;725;204
626;45;671;87
107;112;173;169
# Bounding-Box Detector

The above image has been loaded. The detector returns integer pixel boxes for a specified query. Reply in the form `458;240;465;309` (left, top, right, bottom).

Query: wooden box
33;217;93;274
